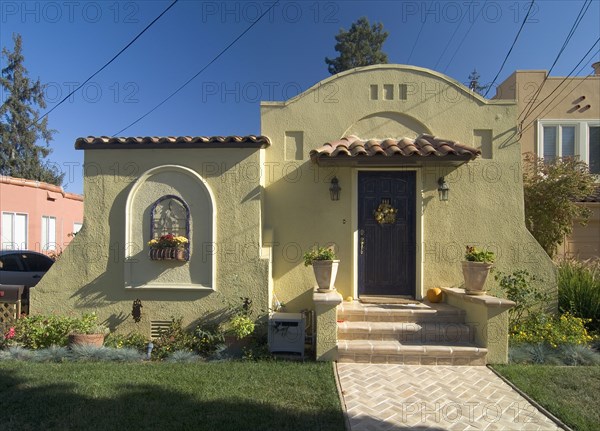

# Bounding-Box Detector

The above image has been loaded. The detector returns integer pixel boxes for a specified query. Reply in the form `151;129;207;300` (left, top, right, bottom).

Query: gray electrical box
268;312;305;358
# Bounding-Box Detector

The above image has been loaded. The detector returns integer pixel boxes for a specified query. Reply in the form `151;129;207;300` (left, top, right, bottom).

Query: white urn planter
312;260;340;293
462;261;493;295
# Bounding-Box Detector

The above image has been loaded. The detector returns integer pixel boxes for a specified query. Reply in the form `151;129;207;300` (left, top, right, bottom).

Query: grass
0;361;344;431
493;364;600;431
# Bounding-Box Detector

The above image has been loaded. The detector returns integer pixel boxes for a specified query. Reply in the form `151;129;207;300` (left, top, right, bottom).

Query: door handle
360;230;365;255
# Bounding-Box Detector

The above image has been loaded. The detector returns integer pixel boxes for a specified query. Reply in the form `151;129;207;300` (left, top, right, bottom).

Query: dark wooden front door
358;171;416;296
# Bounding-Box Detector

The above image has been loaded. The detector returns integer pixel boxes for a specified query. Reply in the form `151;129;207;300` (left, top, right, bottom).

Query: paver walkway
336;364;564;431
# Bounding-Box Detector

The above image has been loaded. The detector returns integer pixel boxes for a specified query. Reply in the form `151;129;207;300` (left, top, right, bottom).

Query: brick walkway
336;364;564;431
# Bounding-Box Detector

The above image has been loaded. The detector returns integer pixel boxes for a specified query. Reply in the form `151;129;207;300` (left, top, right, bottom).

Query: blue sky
1;0;599;194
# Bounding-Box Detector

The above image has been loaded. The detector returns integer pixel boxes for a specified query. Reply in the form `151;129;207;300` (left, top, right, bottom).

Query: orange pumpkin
426;287;443;303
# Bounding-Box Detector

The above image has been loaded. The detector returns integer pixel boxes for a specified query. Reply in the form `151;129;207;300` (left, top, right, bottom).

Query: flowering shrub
511;312;593;347
104;332;148;352
148;234;188;250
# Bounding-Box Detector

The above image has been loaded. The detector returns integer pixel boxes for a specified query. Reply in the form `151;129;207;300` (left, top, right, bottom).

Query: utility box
268;312;305;358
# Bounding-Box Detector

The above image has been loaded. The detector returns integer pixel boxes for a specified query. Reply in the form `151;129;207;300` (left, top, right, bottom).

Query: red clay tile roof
75;135;271;150
310;134;481;166
579;184;600;203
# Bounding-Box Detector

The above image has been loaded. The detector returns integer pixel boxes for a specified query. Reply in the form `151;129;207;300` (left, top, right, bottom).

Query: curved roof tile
310;134;481;165
75;135;271;149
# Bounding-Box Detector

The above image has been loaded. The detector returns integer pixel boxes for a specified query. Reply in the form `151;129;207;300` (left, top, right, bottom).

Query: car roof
0;250;53;258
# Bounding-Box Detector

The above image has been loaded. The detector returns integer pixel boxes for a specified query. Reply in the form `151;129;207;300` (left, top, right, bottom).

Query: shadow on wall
69;184;214;309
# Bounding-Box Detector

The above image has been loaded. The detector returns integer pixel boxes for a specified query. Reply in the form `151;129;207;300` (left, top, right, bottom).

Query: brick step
338;301;466;323
337;321;472;344
337;340;487;366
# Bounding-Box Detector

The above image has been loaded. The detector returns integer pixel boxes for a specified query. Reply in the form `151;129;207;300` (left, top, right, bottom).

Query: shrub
165;350;203;363
511;312;593;347
194;324;225;357
105;332;148;352
494;270;550;327
228;315;255;340
303;247;336;266
13;315;78;349
152;317;197;360
557;258;600;333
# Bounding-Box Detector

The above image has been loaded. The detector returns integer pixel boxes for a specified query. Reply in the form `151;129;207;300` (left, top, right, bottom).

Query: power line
484;0;535;97
113;1;280;136
519;42;600;136
407;2;427;63
519;0;592;121
433;0;471;70
38;0;179;122
442;0;487;73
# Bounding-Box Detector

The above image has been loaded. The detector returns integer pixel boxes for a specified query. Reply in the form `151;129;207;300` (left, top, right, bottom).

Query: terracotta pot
461;261;493;295
149;247;187;261
312;260;340;292
68;333;105;347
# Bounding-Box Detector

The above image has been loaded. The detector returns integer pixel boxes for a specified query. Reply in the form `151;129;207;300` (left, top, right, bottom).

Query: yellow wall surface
32;148;270;334
261;65;556;311
33;65;557;333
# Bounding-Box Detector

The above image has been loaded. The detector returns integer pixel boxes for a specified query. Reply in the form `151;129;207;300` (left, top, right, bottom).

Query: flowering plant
374;203;397;224
464;245;495;263
148;234;188;250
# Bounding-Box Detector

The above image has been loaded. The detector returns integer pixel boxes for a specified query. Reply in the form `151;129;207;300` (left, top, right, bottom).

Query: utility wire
442;0;487;73
519;42;600;135
484;0;535;97
519;0;592;121
38;0;179;122
113;1;280;136
407;2;427;63
433;0;471;70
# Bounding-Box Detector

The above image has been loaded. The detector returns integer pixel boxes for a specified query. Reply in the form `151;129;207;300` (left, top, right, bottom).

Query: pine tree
0;33;63;185
325;17;389;75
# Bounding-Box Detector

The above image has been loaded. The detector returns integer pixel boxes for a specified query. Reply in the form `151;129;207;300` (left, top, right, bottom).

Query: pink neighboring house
0;176;83;253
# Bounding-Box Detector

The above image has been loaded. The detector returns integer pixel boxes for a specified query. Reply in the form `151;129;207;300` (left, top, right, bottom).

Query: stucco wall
32;148;270;335
261;65;556;310
0;176;83;251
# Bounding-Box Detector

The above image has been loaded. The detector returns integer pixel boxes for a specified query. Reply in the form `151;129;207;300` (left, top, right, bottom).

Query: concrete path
336;364;564;431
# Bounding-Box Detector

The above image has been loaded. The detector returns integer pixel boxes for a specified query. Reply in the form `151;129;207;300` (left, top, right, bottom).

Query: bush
12;314;112;349
13;315;79;349
105;332;148;352
152;317;197;360
557;258;600;333
511;312;593;347
494;270;550;327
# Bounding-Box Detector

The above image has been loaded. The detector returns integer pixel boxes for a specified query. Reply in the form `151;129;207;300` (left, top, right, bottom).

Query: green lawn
0;361;345;431
493;365;600;431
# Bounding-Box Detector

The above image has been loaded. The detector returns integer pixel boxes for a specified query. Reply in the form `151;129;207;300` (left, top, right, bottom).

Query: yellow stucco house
32;65;555;364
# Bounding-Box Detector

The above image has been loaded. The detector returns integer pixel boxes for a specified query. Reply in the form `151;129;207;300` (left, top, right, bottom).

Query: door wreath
374;202;397;224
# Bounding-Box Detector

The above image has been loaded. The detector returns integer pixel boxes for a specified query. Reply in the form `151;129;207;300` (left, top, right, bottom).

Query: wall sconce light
437;177;449;201
329;176;341;201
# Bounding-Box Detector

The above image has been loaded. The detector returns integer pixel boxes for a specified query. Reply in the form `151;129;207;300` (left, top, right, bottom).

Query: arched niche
343;111;432;139
124;165;216;290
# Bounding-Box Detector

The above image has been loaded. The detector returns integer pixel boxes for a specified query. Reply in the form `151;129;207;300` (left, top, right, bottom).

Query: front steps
336;301;487;365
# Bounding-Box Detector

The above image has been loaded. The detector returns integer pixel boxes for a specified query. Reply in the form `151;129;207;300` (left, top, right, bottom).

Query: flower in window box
148;234;189;250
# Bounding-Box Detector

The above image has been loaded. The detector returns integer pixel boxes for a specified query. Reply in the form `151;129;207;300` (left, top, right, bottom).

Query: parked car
0;250;55;313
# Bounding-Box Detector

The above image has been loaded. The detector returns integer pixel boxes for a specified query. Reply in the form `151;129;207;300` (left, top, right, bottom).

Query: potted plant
68;313;110;347
223;298;256;356
462;246;495;295
148;233;189;261
303;246;340;292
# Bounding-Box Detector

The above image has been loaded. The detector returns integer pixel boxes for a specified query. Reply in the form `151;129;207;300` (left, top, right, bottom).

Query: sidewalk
336;364;565;431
